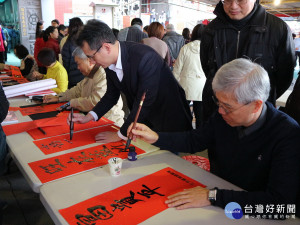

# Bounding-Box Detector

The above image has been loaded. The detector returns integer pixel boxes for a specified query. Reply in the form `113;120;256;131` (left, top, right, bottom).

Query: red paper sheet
59;167;206;225
29;141;146;183
8;107;20;111
27;117;114;140
19;103;66;116
33;125;120;155
3;113;69;136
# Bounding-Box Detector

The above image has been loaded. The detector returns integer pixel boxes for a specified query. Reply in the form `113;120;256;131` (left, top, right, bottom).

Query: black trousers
187;100;203;129
0;52;4;64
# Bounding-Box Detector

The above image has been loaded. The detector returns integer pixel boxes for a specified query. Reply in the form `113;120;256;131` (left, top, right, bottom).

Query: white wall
41;0;55;28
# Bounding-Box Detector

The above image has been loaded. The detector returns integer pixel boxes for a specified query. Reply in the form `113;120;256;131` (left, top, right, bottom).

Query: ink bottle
127;147;137;161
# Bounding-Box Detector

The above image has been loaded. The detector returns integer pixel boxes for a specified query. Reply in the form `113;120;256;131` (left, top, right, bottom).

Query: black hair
68;17;83;42
35;20;44;39
131;18;143;26
58;24;66;32
143;25;149;32
191;24;206;42
14;44;29;59
43;26;57;42
182;28;190;40
76;19;116;50
37;48;56;66
112;28;119;39
51;19;60;25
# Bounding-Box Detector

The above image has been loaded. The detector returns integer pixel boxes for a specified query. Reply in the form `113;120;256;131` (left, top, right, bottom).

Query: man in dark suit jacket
73;19;192;143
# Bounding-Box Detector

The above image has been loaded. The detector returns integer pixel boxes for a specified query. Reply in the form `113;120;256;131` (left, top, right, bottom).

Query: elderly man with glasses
201;0;296;122
71;19;192;143
128;58;300;217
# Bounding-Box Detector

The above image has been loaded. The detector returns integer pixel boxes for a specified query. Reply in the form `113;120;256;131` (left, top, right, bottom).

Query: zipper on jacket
236;31;240;58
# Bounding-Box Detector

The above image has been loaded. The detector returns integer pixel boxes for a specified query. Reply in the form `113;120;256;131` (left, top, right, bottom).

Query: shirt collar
108;42;122;72
237;103;267;138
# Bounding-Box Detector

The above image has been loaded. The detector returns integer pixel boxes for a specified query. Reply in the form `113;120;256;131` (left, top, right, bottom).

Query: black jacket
92;41;193;136
200;2;296;120
62;39;84;89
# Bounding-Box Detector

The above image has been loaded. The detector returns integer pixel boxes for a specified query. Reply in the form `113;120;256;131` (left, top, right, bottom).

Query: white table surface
5;96;159;193
276;89;292;107
40;150;299;225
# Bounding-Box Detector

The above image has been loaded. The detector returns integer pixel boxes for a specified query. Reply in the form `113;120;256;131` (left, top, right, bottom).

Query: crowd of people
0;0;300;220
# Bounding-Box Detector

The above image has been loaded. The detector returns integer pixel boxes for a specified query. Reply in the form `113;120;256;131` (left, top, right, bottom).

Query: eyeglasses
86;44;103;59
221;0;248;6
85;42;111;59
212;95;250;114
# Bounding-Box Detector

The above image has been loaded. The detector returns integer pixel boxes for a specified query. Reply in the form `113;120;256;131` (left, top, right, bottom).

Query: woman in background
182;27;191;45
43;26;60;60
35;20;44;39
62;17;84;89
173;24;206;128
14;44;38;81
141;22;170;66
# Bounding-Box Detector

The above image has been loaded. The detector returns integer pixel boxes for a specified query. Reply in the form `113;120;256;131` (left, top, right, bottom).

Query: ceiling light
274;0;281;6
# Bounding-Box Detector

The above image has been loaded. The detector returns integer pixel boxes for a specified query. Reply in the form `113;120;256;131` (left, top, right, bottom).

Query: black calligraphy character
137;184;165;198
111;143;128;152
75;214;97;225
39;159;66;174
67;152;94;165
111;190;144;212
89;145;117;159
87;205;113;220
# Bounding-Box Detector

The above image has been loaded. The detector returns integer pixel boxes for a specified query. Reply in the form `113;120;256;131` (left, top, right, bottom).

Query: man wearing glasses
128;59;300;217
201;0;295;122
72;19;192;143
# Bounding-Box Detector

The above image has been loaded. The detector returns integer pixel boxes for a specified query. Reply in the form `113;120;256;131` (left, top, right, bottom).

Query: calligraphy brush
70;107;74;140
125;91;147;150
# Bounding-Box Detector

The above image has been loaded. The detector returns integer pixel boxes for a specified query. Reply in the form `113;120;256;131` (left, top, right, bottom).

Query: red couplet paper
19;103;66;116
27;117;114;140
3;113;69;136
28;141;146;183
8;107;20;111
33;125;120;155
59;167;206;225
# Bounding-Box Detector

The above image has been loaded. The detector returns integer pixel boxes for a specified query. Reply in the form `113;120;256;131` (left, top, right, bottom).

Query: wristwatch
208;188;218;205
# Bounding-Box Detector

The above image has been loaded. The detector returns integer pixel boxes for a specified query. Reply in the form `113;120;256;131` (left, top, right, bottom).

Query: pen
125;91;147;150
70;107;74;140
38;127;46;135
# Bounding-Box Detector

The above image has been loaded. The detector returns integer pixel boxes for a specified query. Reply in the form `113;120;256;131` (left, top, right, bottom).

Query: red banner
28;117;114;140
33;125;120;155
28;141;145;183
59;167;206;225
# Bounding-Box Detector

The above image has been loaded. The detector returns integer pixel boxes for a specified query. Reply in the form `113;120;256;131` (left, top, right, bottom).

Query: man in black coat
201;0;296;120
72;19;192;143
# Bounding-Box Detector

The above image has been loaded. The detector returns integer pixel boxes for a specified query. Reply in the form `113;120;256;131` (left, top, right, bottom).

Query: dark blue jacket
92;41;193;136
155;102;300;212
62;39;84;89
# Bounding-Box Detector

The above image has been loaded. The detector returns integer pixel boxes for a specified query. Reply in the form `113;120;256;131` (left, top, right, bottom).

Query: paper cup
108;157;123;176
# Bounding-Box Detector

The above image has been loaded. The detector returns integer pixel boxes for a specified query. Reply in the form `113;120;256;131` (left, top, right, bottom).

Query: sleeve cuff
89;111;98;121
117;130;127;140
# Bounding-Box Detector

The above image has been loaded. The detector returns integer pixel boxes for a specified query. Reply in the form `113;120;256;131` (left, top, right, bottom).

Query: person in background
34;30;47;74
62;17;84;89
141;22;170;66
35;20;44;39
43;26;60;60
182;27;191;44
173;24;206;128
143;25;149;34
163;24;185;65
14;45;38;81
2;26;9;61
44;47;124;128
0;79;9;220
118;18;148;42
112;28;119;39
201;0;296;121
33;48;68;94
129;58;300;218
51;19;59;28
57;24;67;43
294;34;300;67
72;20;192;144
0;24;6;64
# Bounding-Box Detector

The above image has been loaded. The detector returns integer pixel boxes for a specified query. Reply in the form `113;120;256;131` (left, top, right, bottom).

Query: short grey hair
72;47;88;59
212;58;270;104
